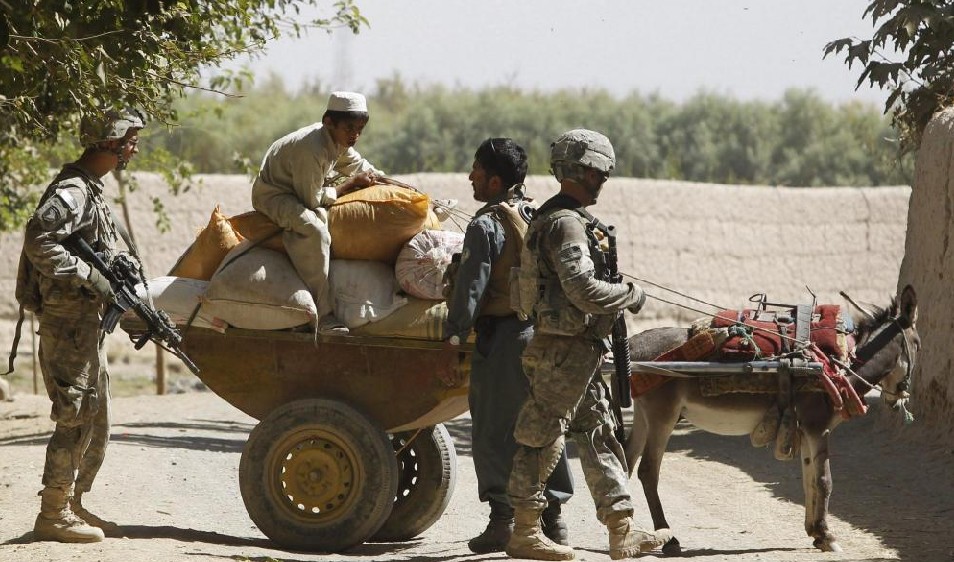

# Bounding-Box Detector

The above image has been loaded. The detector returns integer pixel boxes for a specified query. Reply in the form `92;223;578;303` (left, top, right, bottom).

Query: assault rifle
67;236;200;375
604;226;633;410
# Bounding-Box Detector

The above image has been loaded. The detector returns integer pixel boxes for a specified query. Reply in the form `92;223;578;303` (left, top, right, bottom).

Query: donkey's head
850;285;920;409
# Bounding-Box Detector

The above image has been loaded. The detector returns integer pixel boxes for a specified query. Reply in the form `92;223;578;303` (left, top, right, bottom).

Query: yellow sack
169;205;245;280
423;208;442;230
329;185;430;264
229;211;285;253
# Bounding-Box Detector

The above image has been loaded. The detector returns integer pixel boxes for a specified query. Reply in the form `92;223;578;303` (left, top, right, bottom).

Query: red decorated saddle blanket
711;304;849;362
630;304;865;418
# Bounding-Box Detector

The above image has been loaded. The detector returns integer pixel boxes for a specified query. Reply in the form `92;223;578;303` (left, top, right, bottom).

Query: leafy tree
825;0;954;153
0;0;366;231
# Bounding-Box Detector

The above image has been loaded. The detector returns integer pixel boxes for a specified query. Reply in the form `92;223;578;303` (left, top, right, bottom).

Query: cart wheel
239;398;398;552
372;424;457;541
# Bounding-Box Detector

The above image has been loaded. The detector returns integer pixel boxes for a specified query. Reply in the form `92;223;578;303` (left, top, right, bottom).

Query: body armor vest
476;199;532;317
513;203;616;339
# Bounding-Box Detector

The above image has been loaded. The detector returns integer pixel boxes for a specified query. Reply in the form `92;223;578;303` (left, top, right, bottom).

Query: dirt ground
0;388;952;562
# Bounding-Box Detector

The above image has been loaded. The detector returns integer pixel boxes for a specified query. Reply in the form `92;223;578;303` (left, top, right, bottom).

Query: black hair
474;138;528;187
322;110;370;125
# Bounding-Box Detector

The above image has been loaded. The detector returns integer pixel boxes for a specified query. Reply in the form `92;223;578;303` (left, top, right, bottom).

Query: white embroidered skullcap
327;91;368;113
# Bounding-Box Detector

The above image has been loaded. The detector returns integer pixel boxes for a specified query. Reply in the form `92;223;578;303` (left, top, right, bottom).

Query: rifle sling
2;305;26;377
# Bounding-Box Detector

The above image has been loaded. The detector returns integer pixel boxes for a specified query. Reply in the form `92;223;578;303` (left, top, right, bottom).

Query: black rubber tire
239;398;398;552
372;424;457;541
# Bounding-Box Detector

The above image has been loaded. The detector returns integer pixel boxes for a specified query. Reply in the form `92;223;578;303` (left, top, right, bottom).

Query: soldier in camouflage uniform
506;129;671;560
17;108;145;543
441;138;574;553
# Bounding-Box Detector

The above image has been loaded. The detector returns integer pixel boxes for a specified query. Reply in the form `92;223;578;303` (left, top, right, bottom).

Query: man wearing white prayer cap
252;91;383;334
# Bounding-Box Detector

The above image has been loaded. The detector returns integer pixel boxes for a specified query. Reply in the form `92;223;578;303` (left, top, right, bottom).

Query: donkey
624;285;919;554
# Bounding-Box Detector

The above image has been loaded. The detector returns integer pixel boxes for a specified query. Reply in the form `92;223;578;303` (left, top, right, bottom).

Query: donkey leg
624;404;648;477
799;431;816;538
802;430;842;552
635;404;682;555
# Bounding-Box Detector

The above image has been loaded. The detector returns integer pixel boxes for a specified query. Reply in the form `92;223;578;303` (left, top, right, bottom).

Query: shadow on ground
662;397;954;562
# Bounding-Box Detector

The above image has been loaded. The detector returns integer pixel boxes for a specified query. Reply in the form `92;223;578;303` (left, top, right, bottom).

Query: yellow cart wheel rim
266;427;363;524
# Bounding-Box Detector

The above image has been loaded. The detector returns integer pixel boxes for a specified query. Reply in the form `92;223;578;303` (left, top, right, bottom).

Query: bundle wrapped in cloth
395;229;465;300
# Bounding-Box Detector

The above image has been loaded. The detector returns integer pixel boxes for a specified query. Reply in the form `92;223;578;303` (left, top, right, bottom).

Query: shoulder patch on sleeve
57;189;78;211
35;190;79;230
559;244;583;264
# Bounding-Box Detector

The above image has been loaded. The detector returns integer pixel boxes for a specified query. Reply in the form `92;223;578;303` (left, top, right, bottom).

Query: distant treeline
148;76;912;187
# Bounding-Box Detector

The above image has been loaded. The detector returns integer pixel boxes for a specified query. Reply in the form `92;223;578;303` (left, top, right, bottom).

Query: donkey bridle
851;317;915;398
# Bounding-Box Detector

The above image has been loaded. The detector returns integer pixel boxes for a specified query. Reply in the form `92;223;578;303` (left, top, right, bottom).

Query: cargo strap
2;305;26;376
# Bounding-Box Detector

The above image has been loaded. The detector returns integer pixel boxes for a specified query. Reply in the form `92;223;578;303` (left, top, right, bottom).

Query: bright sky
228;0;888;106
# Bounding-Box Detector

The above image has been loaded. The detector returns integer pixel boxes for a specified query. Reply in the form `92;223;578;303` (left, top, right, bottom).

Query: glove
85;268;115;302
627;283;647;314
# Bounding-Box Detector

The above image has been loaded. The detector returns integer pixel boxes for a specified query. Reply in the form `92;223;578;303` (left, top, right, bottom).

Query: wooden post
113;169;168;396
156;345;166;395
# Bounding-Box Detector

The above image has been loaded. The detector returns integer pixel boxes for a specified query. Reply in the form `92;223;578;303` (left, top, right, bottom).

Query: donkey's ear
898;284;917;325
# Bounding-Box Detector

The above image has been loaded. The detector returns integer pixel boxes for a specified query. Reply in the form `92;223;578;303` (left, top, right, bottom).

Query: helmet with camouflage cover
79;108;146;147
549;128;615;182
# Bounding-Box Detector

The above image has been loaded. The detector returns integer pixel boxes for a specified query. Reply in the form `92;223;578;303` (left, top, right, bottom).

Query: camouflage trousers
38;314;111;493
509;334;632;524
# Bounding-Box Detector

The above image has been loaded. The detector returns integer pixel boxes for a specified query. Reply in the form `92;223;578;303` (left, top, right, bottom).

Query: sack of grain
201;242;317;330
329;185;430;263
350;297;448;340
328;259;407;329
394;229;465;300
169;205;245;280
133;276;226;333
228;210;285;253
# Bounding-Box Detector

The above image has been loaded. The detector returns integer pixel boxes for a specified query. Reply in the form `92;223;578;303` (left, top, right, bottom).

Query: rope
643;288;815;352
726;325;763;359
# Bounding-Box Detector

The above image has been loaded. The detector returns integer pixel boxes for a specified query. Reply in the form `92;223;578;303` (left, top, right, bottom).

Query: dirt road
0;390;951;562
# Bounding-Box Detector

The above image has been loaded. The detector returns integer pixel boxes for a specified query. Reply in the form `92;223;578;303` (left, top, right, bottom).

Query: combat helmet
79;108;146;147
549;128;615;182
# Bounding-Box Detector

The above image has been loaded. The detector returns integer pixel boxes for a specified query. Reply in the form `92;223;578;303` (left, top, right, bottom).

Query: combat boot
34;486;105;543
505;506;575;561
607;515;671;560
71;492;122;537
541;500;569;546
468;500;514;554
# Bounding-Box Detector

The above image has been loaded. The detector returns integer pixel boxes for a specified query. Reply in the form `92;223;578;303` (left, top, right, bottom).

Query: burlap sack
133;276;226;333
201;242;317;330
350;297;448;340
229;211;285;253
329;185;430;264
169;205;245;280
328;259;408;329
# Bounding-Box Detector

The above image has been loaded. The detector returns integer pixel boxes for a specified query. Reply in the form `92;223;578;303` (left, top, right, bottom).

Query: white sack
201;242;317;330
134;276;226;333
328;259;407;329
394;229;464;300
